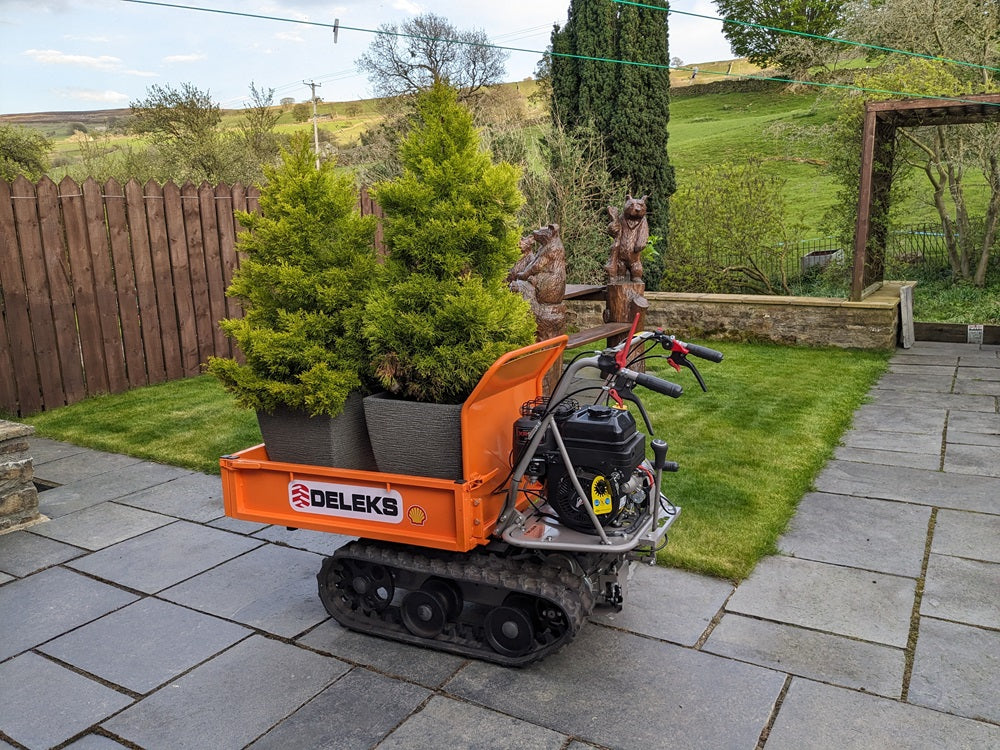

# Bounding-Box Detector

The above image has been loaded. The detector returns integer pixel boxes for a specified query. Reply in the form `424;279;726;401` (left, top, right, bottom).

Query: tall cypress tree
550;0;675;289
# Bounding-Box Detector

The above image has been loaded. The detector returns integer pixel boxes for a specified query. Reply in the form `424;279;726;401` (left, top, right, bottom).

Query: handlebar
627;369;683;398
683;342;724;363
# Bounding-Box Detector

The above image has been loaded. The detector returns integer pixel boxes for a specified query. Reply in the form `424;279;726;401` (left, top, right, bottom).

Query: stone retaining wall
0;421;40;532
567;283;906;350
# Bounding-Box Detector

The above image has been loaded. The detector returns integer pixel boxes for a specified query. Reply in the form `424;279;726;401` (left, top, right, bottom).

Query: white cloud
392;0;423;14
123;69;160;77
162;53;206;63
23;48;121;70
275;31;304;42
53;88;130;104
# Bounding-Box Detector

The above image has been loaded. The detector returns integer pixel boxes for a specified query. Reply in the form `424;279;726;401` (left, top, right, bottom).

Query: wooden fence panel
145;180;184;381
105;179;146;389
214;182;239;359
0;179;41;414
164;181;199;378
199;182;228;359
0;177;365;416
125;179;166;385
61;176;110;395
83;178;128;394
11;177;64;411
181;182;212;368
36;177;85;405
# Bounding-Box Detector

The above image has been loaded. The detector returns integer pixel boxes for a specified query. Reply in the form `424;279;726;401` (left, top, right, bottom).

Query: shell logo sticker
407;505;427;526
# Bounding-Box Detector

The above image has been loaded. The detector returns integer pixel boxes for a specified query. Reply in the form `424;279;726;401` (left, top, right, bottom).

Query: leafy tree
234;82;283;179
713;0;847;75
550;0;617;132
831;0;1000;286
292;103;311;122
356;13;509;101
208;135;379;416
668;161;800;294
363;83;535;403
128;82;225;181
0;124;52;180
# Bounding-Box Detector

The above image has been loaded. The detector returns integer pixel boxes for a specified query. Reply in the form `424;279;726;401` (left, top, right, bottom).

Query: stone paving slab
839;430;942;455
953;377;1000;396
955;365;1000;382
726;556;915;647
39;597;251;694
0;572;12;585
896;342;971;355
29;501;173;550
931;509;1000;563
0;566;137;662
25;436;88;465
251;526;354;556
943;443;1000;477
208;516;270;535
947;410;1000;434
445;625;785;750
832;445;941;470
888;354;959;366
0;529;84;577
815;460;1000;514
921;554;1000;629
248;668;432;750
37;463;191;518
297;621;466;688
868;388;996;413
159;543;329;638
957;352;1000;365
103;635;347;750
67;520;263;593
588;563;733;647
63;736;130;750
0;652;133;750
848;405;947;435
379;695;566;750
908;616;1000;725
28;448;144;484
114;472;225;523
887;363;955;376
765;677;1000;750
947;429;1000;447
873;373;958;393
703;613;904;698
778;493;929;577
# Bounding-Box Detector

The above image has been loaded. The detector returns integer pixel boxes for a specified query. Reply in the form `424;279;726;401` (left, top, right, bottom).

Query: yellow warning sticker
591;476;613;515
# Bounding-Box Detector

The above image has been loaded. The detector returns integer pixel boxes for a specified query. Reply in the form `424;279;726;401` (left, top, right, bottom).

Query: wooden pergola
850;93;1000;301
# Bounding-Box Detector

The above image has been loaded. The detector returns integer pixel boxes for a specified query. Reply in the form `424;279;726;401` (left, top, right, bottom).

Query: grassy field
22;341;889;581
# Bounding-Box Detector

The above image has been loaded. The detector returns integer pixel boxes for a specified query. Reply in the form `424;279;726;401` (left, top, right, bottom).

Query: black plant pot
256;392;376;470
362;393;463;480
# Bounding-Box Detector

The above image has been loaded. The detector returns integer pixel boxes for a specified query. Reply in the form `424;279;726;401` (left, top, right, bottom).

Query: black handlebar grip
634;371;683;398
684;343;724;363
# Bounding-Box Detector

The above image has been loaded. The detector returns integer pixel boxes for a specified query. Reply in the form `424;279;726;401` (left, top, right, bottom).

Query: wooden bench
566;322;632;349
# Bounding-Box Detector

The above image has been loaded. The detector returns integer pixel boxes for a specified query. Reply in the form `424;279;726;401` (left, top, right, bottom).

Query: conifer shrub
363;83;535;403
207;135;378;416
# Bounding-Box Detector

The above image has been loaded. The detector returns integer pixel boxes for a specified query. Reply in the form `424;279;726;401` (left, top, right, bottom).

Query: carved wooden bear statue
606;195;650;282
508;223;567;342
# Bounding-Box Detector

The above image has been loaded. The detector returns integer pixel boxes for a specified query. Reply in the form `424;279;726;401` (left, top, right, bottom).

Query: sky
0;0;732;115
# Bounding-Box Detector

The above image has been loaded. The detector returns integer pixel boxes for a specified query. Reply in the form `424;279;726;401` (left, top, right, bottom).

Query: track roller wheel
400;578;463;639
338;558;394;613
485;602;535;658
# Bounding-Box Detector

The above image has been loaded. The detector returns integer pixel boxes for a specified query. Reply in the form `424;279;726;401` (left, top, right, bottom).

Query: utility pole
304;80;321;169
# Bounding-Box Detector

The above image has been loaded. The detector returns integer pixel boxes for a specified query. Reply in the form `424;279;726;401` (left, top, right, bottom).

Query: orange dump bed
220;336;567;553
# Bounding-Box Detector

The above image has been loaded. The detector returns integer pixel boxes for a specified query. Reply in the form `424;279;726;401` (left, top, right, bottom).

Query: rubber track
319;540;595;666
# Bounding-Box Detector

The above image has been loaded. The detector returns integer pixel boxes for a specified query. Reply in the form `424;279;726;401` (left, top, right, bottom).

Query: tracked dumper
221;328;722;665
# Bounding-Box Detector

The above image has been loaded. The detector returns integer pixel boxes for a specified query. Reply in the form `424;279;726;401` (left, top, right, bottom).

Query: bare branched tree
356;13;509;100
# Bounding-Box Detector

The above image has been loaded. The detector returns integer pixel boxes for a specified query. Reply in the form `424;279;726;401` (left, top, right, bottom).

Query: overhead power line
614;0;1000;77
118;0;1000;110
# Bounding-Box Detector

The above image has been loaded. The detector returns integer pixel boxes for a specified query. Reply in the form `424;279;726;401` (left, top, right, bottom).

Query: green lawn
21;342;889;581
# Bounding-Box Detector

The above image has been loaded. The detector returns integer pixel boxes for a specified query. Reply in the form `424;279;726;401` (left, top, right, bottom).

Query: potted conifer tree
208;135;380;469
362;83;536;479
